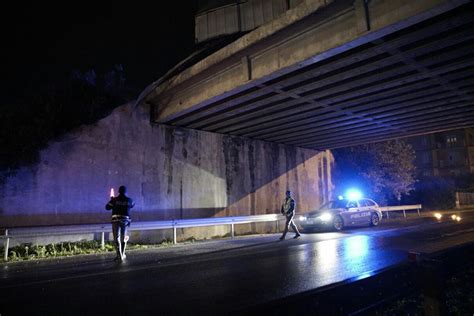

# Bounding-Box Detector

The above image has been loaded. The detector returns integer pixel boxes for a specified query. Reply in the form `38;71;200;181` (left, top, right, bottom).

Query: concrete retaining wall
0;102;333;240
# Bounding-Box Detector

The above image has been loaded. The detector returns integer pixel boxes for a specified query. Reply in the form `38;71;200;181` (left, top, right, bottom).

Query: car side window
359;200;368;207
365;199;375;207
347;201;357;208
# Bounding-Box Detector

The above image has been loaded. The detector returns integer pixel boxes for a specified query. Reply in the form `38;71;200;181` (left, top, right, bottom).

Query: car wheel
333;215;344;231
370;212;380;227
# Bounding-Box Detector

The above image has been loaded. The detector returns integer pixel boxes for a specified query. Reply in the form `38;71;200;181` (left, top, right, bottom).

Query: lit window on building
446;136;457;143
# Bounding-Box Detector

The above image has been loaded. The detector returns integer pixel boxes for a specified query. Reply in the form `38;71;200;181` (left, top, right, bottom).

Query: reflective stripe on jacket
281;197;295;215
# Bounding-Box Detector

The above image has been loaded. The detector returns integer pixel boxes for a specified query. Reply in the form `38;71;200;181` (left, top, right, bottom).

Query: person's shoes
293;234;301;239
121;254;127;261
279;236;285;241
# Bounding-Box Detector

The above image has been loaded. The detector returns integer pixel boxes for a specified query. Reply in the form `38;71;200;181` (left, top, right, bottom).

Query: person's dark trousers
112;221;128;258
280;213;300;239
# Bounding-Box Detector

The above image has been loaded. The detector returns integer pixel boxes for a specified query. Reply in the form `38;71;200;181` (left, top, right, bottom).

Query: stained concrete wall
0;102;333;239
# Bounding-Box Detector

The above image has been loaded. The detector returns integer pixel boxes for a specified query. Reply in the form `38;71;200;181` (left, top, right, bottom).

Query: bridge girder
141;0;474;150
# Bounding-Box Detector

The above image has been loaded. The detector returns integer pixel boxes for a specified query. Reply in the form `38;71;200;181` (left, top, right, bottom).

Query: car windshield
319;200;349;210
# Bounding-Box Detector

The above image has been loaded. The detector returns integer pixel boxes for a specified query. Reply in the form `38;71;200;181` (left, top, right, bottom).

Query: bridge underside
144;0;474;150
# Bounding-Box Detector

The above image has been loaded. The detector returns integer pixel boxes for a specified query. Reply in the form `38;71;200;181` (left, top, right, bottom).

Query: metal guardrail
1;214;281;262
455;192;474;209
379;204;422;219
0;205;422;262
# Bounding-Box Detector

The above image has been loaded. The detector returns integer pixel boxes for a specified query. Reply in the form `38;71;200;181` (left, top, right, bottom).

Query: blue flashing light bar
345;189;362;200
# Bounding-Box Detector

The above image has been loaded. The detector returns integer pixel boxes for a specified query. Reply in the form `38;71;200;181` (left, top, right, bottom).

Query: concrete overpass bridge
138;0;474;150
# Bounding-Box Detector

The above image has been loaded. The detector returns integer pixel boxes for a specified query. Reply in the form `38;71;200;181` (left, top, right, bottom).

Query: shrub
405;176;456;209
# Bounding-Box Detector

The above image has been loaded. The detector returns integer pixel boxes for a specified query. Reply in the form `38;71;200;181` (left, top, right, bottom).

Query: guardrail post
4;229;9;262
173;223;177;245
386;211;389;219
231;223;235;239
417;208;420;217
403;209;406;219
101;232;105;250
455;192;460;209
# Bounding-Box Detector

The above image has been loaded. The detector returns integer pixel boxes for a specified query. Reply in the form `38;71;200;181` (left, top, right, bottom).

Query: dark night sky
2;2;198;103
0;2;200;169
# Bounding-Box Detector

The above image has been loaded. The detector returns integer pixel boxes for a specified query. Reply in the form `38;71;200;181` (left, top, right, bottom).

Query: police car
298;198;382;231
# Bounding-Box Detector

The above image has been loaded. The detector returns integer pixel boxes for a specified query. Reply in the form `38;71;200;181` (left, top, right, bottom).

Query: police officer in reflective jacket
106;185;134;261
279;190;301;240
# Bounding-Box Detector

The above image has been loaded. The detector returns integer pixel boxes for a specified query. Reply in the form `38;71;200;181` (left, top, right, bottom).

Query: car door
344;200;360;226
357;199;372;224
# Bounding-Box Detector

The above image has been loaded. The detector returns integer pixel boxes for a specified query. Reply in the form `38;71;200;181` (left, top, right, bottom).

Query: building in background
407;128;474;178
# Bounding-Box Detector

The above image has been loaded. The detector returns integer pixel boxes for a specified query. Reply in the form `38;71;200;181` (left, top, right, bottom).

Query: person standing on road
106;185;134;261
279;190;301;240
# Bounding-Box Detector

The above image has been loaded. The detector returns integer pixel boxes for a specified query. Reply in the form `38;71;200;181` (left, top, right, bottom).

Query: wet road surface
1;211;473;315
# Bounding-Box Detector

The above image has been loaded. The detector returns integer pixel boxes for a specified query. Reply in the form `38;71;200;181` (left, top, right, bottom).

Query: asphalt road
1;211;473;315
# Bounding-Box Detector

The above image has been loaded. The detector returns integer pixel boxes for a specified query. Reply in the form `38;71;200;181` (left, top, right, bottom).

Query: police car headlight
299;216;307;221
319;213;332;222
